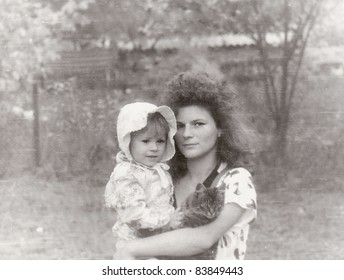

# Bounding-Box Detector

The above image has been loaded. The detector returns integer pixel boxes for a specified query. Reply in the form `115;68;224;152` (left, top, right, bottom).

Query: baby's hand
168;209;184;229
113;241;135;260
113;248;135;260
116;240;127;249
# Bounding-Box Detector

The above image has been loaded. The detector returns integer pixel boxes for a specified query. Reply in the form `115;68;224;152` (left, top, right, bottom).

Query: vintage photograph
1;0;343;260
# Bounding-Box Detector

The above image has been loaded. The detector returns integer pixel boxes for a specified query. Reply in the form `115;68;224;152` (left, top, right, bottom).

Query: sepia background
1;0;343;259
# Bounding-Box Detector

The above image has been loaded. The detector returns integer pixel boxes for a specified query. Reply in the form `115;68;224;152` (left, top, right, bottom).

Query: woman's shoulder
220;166;254;189
227;167;252;178
219;164;252;180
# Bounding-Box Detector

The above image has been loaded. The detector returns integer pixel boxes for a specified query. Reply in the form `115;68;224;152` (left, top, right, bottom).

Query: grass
247;179;344;259
0;174;343;260
0;175;116;259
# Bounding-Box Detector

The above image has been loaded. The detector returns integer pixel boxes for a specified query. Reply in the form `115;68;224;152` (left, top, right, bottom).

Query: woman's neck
185;152;218;183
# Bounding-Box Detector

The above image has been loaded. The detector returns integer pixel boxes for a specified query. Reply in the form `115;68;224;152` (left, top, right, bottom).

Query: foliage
40;78;120;180
226;0;327;161
136;0;338;163
52;0;174;49
0;0;93;92
312;0;344;46
254;74;344;190
0;102;33;177
1;0;343;184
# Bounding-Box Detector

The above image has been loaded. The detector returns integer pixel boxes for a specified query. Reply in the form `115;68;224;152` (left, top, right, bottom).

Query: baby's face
129;128;167;167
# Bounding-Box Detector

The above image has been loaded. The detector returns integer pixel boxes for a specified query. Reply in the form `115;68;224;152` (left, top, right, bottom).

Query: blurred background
1;0;343;259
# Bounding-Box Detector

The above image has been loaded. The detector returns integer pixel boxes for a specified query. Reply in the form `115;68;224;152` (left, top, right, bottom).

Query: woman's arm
114;202;245;259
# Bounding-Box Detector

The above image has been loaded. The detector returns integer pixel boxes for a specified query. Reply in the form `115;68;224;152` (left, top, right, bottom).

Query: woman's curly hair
163;71;256;179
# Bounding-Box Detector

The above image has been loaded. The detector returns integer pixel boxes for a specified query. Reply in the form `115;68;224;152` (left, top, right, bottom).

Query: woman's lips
182;143;198;147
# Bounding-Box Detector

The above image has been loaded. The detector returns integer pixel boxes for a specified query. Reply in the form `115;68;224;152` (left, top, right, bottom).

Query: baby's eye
141;140;149;144
157;139;166;144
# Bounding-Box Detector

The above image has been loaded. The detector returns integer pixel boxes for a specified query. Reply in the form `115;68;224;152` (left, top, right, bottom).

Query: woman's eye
177;123;185;129
142;140;149;144
157;139;166;144
194;122;205;127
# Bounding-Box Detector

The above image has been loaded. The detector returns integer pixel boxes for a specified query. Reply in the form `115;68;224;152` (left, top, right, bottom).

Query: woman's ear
217;129;222;138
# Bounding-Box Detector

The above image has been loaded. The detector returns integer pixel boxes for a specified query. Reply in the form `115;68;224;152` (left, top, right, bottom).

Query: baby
104;102;177;247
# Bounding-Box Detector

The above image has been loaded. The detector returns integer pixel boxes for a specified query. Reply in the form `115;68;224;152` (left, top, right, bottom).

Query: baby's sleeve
222;168;257;225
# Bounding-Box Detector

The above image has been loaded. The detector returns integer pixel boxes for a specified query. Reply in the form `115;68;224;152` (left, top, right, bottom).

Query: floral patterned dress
213;163;257;260
104;152;175;243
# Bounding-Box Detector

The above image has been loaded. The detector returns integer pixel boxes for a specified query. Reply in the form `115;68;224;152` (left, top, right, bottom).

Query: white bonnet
116;102;177;162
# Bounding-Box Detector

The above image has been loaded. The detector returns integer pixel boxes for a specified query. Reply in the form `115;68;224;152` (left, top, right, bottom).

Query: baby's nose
149;142;158;150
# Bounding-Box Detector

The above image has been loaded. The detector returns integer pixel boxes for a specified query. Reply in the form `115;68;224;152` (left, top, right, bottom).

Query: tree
0;0;95;90
94;0;329;163
0;0;93;167
152;0;331;162
234;0;326;161
312;0;344;47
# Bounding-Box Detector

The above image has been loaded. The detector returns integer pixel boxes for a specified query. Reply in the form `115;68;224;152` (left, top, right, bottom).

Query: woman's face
175;105;220;160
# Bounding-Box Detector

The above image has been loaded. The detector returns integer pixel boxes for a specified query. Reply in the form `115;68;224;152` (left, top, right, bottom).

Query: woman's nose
183;125;193;138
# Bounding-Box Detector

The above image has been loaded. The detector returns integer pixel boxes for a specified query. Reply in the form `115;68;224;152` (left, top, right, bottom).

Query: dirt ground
0;175;343;260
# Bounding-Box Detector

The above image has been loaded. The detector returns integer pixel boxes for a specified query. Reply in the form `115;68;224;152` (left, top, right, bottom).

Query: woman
114;71;257;260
